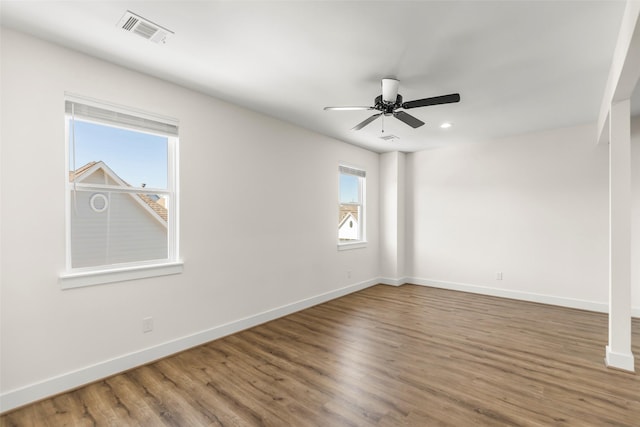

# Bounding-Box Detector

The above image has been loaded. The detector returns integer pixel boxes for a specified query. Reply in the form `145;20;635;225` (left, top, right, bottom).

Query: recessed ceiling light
440;122;452;129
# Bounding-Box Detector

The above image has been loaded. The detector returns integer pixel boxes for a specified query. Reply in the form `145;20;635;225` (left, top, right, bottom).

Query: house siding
71;190;168;268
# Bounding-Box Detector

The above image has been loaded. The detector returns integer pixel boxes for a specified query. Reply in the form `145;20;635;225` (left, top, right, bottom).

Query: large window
62;96;180;288
338;165;366;246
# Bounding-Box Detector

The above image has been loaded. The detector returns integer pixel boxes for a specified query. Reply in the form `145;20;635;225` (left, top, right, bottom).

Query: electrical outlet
142;317;154;333
496;272;503;280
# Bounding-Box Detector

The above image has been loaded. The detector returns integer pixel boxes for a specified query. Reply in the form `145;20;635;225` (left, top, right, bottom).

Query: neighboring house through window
338;165;366;247
62;95;181;288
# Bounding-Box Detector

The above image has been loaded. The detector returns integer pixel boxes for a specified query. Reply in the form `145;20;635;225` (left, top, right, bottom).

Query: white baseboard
3;277;637;413
407;277;640;317
0;278;379;413
605;346;636;372
378;276;407;286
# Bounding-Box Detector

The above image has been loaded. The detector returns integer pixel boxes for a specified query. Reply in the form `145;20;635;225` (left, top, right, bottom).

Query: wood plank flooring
2;284;639;426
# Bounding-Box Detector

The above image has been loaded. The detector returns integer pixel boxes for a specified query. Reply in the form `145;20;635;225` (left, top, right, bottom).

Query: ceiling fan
324;78;460;131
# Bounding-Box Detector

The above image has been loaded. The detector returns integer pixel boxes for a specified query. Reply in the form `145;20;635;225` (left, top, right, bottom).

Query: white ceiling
1;1;637;153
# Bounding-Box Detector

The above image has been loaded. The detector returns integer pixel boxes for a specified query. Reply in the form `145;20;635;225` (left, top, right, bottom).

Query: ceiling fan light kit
381;78;400;103
325;78;460;133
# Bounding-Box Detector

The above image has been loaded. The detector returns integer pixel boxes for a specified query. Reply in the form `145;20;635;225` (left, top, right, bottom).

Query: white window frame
60;94;182;289
338;164;367;250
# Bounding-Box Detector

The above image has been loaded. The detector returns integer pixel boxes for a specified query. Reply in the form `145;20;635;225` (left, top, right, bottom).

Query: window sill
60;261;184;289
337;241;368;251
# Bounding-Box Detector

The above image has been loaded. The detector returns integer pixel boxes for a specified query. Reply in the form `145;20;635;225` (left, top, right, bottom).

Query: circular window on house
90;193;109;213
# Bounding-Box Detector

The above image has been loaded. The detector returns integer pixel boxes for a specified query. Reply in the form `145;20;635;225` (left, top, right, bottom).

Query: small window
338;165;366;246
62;96;181;287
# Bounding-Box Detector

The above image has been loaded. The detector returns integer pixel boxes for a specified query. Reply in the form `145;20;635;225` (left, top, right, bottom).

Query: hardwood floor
2;284;639;426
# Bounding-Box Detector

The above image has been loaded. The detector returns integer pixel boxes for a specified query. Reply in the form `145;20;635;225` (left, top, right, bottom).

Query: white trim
89;193;109;213
378;277;406;286
168;136;179;261
0;278;378;413
60;261;184;289
72;182;170;195
65;117;72;271
337;241;368;251
605;345;636;372
64;107;180;281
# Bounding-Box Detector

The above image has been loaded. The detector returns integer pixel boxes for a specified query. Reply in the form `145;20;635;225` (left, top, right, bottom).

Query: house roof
339;211;358;229
69;161;98;181
138;194;168;222
339;204;358;226
71;161;168;223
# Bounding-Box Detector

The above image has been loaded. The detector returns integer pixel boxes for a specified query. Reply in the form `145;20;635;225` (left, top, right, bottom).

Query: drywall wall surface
379;151;406;281
406;123;613;307
0;28;379;405
631;115;640;311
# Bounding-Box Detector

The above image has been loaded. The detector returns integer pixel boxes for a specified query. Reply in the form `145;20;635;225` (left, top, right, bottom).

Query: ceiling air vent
117;11;173;44
379;134;399;141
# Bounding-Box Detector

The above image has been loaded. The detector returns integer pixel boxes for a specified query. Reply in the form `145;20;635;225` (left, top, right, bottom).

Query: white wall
405;122;635;311
631;116;640;312
379;151;406;282
0;29;379;410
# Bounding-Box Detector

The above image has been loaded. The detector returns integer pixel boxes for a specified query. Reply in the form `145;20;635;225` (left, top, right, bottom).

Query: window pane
70;120;168;189
65;98;179;282
339;170;363;242
339;203;360;241
339;173;360;203
70;190;168;268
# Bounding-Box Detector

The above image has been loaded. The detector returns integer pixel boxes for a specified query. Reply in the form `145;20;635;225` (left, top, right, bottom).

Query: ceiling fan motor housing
375;94;403;114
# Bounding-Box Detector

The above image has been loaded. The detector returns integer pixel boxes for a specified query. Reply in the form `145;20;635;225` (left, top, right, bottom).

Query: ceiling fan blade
324;106;374;111
402;93;460;109
352;113;382;131
393;111;425;128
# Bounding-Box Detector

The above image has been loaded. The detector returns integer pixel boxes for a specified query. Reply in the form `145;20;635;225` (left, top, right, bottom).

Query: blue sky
70;120;168;189
340;174;360;203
